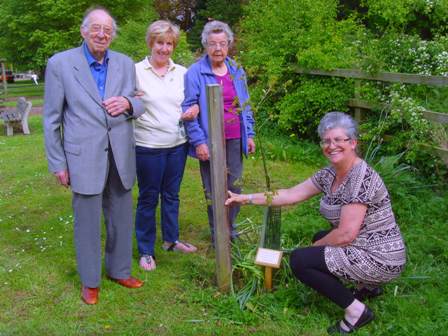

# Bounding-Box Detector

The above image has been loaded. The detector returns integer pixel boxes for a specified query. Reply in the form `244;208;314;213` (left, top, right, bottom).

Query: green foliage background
238;0;448;180
238;0;361;138
111;4;195;67
1;0;447;177
0;0;152;70
186;0;246;52
1;1;448;333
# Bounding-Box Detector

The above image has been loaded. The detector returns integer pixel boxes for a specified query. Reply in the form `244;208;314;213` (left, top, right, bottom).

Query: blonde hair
146;20;180;48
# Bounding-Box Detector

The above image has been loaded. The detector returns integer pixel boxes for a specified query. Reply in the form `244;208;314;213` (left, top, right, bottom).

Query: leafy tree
239;0;448;179
339;0;448;39
238;0;360;138
112;16;195;67
187;0;246;52
111;1;195;67
0;0;148;71
111;5;158;63
153;0;197;30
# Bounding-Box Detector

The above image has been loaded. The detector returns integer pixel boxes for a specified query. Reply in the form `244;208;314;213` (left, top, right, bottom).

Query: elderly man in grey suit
44;6;144;305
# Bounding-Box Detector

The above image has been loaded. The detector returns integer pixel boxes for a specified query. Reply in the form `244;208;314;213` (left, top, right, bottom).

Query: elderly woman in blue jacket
182;20;256;243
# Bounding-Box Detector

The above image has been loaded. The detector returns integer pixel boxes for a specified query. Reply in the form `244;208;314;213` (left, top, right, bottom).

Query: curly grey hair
201;20;234;48
317;111;359;139
80;6;117;38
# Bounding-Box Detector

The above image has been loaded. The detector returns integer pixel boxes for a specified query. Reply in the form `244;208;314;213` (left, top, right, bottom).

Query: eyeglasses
320;137;351;147
89;24;113;36
207;41;228;49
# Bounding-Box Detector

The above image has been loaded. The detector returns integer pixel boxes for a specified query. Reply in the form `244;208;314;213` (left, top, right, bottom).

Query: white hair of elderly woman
317;111;359;140
201;20;234;48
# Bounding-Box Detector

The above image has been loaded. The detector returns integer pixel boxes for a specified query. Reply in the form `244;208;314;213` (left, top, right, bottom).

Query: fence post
354;79;361;123
1;61;7;100
206;84;232;292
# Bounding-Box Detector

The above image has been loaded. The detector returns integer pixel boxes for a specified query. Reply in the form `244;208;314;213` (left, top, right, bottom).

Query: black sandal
353;287;383;301
327;305;375;334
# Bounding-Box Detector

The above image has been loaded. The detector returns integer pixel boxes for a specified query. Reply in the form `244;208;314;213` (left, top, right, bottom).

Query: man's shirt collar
83;42;109;66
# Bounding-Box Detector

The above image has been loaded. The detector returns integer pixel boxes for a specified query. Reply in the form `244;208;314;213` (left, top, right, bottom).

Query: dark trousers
135;143;188;257
72;151;133;288
199;138;243;241
289;229;355;309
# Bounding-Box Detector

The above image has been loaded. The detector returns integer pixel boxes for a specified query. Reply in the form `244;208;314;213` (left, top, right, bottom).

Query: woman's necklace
149;57;169;77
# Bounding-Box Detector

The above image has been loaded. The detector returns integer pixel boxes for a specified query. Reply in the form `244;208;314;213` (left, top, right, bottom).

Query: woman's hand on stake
225;191;251;206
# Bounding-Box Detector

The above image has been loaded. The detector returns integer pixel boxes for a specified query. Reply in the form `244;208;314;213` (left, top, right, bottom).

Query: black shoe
353;287;383;301
327;305;375;334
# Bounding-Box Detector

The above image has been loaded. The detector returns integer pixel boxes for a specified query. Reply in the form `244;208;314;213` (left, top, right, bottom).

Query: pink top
215;72;241;139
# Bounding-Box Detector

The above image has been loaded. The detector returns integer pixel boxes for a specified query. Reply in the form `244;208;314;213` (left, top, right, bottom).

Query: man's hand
181;104;200;121
196;143;209;161
103;96;130;116
54;170;70;188
248;137;256;154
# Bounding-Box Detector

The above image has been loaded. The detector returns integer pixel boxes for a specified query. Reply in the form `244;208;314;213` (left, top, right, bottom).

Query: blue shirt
83;42;109;99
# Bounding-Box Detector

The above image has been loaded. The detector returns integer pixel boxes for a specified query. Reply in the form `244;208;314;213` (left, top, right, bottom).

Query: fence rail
348;99;448;124
295;67;448;87
295;67;448;163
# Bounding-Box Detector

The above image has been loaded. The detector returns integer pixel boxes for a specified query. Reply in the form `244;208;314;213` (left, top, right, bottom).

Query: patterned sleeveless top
311;160;406;285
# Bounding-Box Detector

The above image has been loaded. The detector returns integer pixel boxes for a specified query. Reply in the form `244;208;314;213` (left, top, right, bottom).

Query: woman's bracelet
247;194;253;204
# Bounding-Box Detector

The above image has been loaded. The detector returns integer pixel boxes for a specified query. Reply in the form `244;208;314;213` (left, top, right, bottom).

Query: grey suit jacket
43;46;144;195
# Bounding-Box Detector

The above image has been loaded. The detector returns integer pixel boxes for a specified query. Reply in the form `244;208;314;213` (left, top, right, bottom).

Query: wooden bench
0;97;32;136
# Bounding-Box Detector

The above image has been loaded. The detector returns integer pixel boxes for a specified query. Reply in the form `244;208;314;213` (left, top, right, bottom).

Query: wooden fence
295;67;448;165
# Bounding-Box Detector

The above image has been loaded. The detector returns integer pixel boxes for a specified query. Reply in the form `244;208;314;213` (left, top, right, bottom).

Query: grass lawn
2;98;43;108
2;81;44;99
0;116;447;335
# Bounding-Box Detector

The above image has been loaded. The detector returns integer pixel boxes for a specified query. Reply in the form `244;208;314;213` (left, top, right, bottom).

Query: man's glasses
89;24;113;36
320;137;351;147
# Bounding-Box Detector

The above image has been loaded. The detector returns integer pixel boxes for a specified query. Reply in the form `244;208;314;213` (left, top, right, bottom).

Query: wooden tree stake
207;84;232;293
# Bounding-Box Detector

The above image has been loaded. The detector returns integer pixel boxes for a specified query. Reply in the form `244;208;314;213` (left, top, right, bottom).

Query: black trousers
289;230;355;309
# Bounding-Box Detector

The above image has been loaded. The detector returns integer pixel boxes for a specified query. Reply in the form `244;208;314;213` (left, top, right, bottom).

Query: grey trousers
199;138;243;242
72;151;133;288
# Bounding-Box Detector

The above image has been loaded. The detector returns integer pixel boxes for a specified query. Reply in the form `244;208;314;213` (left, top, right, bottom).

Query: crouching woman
225;112;406;334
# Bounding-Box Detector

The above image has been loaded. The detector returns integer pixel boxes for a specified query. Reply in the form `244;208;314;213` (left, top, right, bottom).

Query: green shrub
238;0;362;141
275;77;353;139
239;0;448;180
187;0;245;53
361;0;448;37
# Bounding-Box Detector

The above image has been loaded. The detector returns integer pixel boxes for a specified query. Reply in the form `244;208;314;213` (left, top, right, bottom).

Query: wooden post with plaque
255;247;283;291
